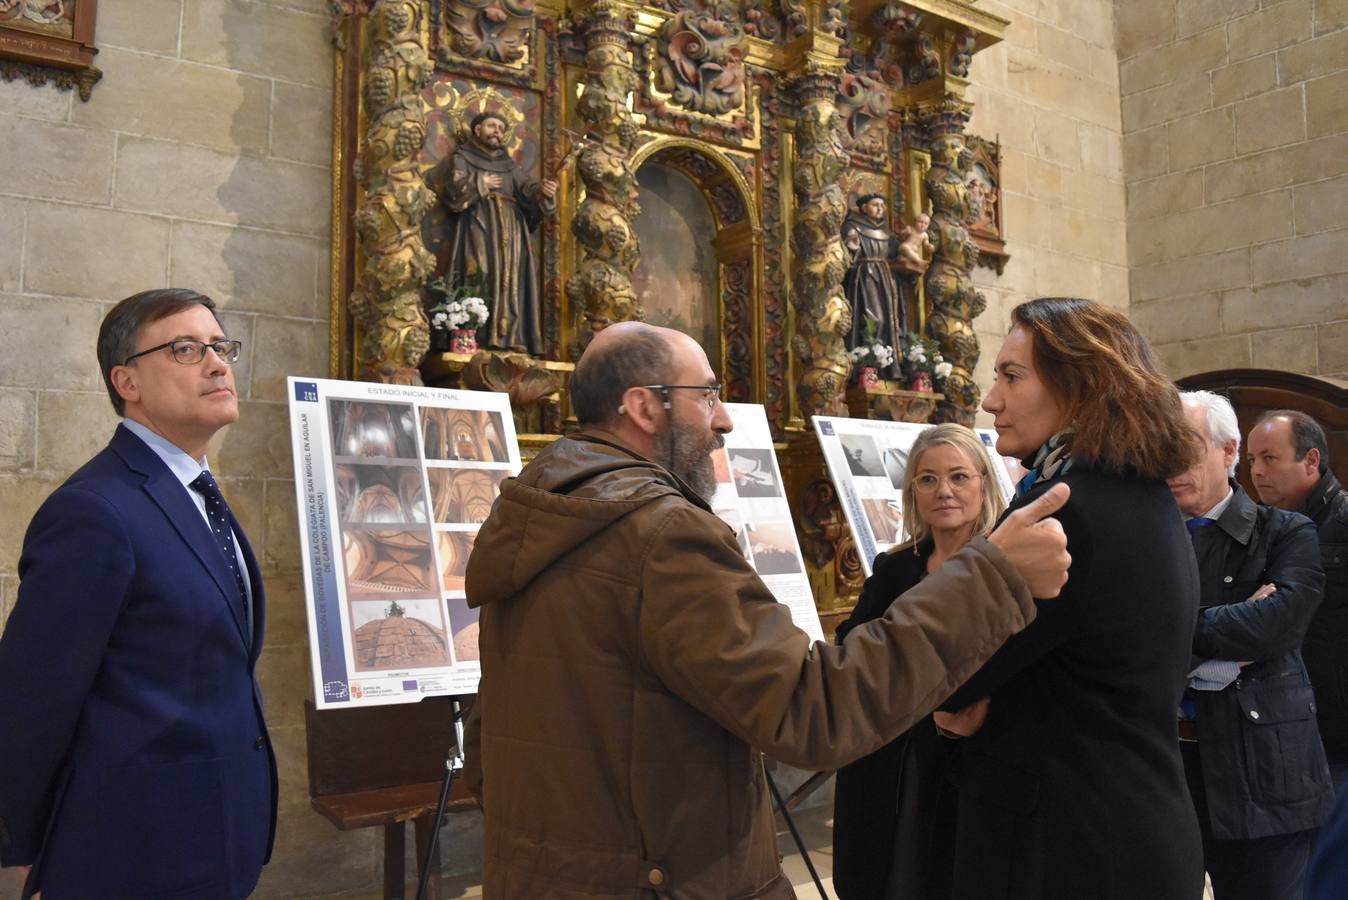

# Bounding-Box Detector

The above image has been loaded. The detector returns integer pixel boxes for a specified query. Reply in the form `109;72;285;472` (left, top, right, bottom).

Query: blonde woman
833;423;1005;900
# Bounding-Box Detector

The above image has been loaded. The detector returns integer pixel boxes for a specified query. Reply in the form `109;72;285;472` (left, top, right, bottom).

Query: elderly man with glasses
461;321;1076;898
0;289;276;900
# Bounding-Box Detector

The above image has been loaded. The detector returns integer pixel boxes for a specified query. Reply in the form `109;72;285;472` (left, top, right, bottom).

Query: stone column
565;0;643;345
920;99;985;425
349;0;436;384
789;63;852;420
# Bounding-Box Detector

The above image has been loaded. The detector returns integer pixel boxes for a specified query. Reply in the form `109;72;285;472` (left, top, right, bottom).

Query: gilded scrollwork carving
820;0;849;38
654;0;748;116
867;2;920;87
837;64;890;161
780;0;808;39
920;102;986;425
965;133;1009;273
566;0;644;342
756;72;789;435
909;31;941;85
797;478;865;595
461;350;564;432
441;0;536;64
789;67;851;420
351;0;437;385
723;258;753;403
950;28;976;77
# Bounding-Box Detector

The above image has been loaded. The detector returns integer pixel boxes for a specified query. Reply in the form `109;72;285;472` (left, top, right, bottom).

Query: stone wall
0;0;352;896
962;0;1129;417
1118;0;1348;380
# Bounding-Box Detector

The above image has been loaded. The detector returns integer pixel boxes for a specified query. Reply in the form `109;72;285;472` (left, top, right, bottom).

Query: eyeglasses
638;383;722;411
912;471;982;493
123;339;243;367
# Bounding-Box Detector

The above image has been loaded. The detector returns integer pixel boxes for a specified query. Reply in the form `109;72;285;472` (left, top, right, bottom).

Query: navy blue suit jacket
0;425;277;899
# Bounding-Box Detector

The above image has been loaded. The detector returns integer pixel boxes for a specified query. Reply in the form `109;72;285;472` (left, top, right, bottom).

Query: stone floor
321;798;836;900
0;793;1217;900
322;793;1219;900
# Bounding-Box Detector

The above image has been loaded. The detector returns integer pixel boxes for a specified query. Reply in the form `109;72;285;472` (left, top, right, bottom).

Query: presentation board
715;403;825;645
288;377;520;708
812;416;1018;577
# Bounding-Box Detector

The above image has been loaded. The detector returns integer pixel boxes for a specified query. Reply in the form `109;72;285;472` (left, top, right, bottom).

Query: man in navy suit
0;289;276;899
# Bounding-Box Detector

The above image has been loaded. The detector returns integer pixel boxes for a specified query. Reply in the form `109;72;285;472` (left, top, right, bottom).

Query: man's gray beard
661;424;722;503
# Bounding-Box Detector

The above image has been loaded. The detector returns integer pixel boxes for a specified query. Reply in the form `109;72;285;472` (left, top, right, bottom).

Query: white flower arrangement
901;331;953;389
850;342;896;369
439;295;490;331
426;276;490;334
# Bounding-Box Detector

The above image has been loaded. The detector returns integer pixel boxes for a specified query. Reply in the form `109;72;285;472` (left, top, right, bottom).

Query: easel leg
413;814;443;900
766;770;830;900
383;822;406;900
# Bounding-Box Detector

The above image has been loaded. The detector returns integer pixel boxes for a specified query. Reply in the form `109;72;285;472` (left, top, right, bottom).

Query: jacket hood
465;431;706;608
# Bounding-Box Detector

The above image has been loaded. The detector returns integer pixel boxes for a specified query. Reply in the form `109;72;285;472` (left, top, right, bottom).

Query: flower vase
451;328;478;354
859;366;879;388
910;371;934;393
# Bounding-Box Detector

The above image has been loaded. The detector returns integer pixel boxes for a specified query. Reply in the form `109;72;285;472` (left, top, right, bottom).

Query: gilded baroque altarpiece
327;0;1010;618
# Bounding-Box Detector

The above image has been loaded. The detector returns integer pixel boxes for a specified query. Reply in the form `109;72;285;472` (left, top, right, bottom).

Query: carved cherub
897;213;934;272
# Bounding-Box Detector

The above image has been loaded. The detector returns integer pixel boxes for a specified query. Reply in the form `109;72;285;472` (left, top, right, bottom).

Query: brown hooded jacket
463;431;1036;898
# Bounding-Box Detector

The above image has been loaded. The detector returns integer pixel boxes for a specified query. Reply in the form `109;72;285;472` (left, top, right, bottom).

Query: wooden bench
305;696;477;900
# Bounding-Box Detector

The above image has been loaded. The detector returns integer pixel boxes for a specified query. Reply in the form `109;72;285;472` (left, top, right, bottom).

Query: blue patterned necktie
1185;516;1215;535
190;470;248;626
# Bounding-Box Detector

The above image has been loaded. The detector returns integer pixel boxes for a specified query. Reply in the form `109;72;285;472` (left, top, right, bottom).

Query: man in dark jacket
1248;409;1348;793
462;322;1074;898
1171;391;1332;900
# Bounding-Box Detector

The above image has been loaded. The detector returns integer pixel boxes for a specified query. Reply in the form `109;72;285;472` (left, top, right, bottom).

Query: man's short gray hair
1180;389;1240;477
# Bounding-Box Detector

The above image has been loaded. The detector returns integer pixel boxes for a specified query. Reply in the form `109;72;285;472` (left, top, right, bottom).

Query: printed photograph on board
839;433;885;478
445;594;481;663
714;507;753;563
745;522;803;576
727;448;781;498
335;464;428;525
341;529;437;600
350;598;450;672
711;446;732;485
862;497;903;544
330;400;420;460
420;408;509;462
882;446;910;491
437;531;477;592
429;467;510;524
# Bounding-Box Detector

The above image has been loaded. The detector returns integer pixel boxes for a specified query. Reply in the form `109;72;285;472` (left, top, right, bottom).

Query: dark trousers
1181;740;1315;900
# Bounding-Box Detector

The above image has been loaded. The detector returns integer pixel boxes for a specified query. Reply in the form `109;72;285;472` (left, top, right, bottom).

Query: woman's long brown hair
1011;297;1200;479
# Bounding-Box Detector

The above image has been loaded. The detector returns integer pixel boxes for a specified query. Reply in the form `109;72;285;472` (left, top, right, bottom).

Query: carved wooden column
789;63;851;420
920;99;985;425
565;0;644;344
349;0;436;384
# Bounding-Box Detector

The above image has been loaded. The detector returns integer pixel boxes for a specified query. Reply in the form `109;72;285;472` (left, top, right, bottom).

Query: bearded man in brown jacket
463;322;1072;899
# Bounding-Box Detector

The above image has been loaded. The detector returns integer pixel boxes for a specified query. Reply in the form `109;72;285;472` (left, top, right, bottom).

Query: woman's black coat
941;467;1205;900
833;540;958;900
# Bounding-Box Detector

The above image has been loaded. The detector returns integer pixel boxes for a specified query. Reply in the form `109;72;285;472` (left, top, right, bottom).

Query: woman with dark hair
832;424;1006;900
940;296;1205;899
